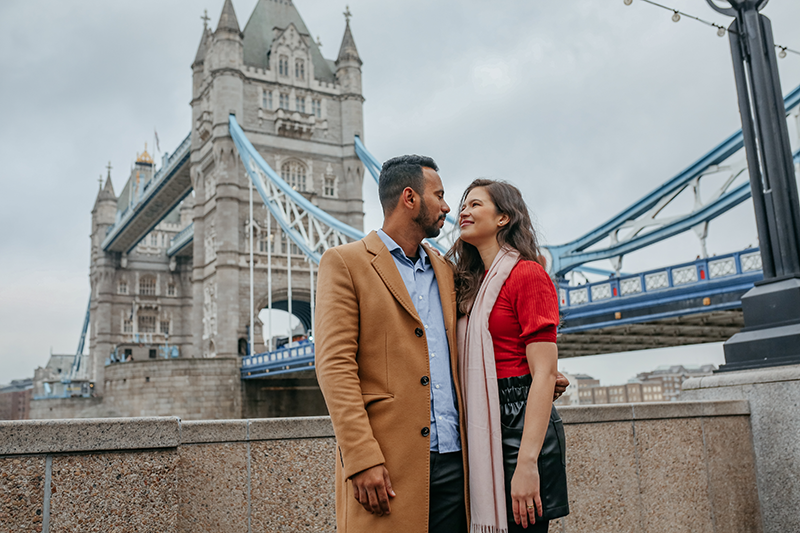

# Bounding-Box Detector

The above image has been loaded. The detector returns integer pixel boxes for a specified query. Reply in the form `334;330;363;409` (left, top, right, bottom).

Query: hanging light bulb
623;0;633;5
779;47;787;59
717;26;726;37
672;10;681;22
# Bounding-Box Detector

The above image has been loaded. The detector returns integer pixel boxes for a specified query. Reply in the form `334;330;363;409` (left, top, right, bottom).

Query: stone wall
29;358;242;421
683;364;800;533
1;400;760;533
241;369;328;419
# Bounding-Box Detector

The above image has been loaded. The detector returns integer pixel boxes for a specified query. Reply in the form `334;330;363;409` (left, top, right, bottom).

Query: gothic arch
280;159;308;191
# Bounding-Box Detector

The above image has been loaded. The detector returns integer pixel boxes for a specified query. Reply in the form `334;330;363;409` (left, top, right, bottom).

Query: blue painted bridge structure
88;83;800;378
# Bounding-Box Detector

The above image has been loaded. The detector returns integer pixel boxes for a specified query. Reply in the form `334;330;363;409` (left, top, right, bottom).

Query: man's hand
351;464;396;516
553;372;570;402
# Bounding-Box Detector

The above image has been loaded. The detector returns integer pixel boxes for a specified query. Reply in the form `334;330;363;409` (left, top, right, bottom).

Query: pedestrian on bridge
448;179;570;532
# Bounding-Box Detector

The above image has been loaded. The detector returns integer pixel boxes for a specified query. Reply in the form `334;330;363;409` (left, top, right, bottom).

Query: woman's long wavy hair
445;179;545;316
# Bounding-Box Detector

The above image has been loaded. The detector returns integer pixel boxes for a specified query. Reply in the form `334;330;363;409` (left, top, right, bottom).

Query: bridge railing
241;340;315;379
559;248;763;309
102;133;192;251
166;222;194;256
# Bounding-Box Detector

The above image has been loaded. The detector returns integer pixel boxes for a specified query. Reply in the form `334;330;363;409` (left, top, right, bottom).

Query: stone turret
89;165;119;395
336;10;364;144
92;166;118;259
209;0;244;124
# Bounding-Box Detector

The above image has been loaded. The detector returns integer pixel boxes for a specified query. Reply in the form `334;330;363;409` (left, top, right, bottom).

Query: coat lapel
425;244;456;335
365;231;420;321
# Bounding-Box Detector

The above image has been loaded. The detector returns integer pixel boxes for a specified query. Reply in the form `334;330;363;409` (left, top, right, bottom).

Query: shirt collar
377;228;430;266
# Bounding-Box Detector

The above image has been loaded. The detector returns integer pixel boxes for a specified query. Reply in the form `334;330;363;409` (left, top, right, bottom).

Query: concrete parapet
0;401;758;532
683;363;800;533
0;416;180;455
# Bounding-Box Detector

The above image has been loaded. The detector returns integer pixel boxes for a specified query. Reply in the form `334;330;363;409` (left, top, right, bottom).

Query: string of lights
623;0;800;58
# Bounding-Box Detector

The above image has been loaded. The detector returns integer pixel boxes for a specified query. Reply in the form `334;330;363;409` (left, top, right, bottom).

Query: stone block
702;417;763;533
559;404;634;424
635;418;714;533
632;400;749;420
49;450;178;533
250;438;336;532
178;443;247;533
682;364;800;533
0;456;45;532
0;417;179;455
248;416;334;441
181;420;248;444
560;421;640;533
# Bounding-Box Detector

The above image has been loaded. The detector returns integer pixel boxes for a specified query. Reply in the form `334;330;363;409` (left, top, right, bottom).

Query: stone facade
33;0;365;419
30;358;242;421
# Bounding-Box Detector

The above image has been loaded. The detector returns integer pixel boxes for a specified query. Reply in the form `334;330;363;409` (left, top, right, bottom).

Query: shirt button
435;384;440;389
439;416;443;421
415;327;424;337
430;353;435;358
421;427;430;437
419;295;423;300
421;376;430;386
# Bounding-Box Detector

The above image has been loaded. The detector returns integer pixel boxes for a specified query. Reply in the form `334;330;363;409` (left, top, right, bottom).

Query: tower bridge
30;0;800;420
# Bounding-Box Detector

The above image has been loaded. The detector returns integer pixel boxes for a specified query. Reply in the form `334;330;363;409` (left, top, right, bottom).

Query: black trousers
429;450;468;533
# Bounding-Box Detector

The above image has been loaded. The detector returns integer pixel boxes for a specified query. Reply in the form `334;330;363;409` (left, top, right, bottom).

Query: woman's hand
510;460;542;528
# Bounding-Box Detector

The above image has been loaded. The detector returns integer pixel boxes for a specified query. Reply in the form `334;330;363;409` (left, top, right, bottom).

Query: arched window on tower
281;161;308;192
139;275;156;296
295;59;305;80
279;56;289;76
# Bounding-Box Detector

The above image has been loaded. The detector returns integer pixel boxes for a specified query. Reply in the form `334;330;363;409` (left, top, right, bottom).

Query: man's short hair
378;155;439;214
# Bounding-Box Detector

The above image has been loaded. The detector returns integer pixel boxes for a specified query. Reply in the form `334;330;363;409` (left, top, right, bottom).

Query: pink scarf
457;246;520;533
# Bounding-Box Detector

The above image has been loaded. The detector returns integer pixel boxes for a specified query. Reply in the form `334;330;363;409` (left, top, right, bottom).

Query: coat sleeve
315;247;386;479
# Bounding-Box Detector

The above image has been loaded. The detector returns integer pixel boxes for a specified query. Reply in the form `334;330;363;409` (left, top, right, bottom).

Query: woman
447;179;568;532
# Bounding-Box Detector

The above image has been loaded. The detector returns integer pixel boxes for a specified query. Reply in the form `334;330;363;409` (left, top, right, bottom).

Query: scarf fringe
470;525;508;533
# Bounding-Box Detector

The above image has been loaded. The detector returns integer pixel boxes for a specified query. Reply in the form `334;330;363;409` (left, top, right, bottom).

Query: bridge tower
190;0;365;359
88;171;118;395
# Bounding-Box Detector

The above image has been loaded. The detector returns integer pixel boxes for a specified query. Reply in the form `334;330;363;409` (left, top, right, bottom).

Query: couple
315;155;570;533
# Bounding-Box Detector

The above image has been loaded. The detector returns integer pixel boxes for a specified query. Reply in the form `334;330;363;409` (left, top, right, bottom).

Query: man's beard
414;200;443;239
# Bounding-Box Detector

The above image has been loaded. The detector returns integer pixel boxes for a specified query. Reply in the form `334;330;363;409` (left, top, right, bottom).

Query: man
315;155;567;532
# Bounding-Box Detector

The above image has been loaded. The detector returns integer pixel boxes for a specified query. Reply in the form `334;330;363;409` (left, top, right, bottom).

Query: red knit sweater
488;260;559;379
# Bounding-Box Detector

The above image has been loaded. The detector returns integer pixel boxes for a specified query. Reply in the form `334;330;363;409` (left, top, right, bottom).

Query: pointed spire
95;162;116;204
193;27;210;66
336;8;361;66
103;162;115;196
216;0;241;35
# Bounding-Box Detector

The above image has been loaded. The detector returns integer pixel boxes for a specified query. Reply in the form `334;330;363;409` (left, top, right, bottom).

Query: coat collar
364;231;455;329
365;231;420;320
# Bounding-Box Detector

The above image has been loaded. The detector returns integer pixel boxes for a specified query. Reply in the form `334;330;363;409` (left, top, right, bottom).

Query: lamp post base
718;278;800;372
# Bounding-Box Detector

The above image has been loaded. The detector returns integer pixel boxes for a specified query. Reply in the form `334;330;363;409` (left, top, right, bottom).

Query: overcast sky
2;0;800;385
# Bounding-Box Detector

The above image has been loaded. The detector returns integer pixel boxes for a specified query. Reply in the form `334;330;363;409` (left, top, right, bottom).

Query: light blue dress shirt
377;229;461;453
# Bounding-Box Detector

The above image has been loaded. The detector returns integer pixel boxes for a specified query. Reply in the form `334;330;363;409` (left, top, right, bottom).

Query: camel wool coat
315;231;467;533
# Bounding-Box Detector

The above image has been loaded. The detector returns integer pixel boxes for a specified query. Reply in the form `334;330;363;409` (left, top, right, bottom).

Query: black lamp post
706;0;800;371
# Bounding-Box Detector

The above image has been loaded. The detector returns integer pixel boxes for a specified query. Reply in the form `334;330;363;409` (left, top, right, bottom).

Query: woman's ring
526;504;535;510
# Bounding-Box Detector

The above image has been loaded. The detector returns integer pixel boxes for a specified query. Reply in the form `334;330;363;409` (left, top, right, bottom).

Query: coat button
421;376;430;386
421;427;430;437
415;327;424;337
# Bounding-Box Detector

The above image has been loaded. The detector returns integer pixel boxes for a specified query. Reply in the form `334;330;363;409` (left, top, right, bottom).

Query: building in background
30;0;365;420
0;379;33;420
636;364;717;402
557;372;599;405
557;364;716;406
558;371;666;405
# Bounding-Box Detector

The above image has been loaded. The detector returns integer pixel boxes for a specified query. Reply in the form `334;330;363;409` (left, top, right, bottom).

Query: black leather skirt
499;374;570;526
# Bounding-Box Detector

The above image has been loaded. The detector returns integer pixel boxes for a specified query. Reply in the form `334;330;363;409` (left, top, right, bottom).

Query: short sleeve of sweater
508;261;559;344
